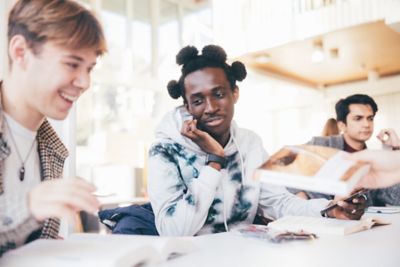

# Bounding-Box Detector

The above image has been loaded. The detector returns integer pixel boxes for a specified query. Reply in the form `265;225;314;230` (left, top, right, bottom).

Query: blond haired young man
0;0;107;255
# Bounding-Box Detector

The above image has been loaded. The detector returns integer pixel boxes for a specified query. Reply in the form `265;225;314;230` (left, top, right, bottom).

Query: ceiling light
311;40;324;63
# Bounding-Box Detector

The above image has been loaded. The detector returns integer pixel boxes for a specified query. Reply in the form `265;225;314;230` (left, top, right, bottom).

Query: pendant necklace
4;116;37;181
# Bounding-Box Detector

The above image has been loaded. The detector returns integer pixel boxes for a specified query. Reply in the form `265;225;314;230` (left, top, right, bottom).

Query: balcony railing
213;0;400;56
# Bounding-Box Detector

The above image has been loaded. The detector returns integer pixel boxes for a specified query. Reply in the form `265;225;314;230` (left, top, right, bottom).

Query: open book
254;145;370;196
0;233;197;267
268;216;390;236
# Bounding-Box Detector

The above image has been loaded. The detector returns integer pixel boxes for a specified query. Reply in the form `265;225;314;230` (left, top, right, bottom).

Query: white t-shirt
0;113;41;230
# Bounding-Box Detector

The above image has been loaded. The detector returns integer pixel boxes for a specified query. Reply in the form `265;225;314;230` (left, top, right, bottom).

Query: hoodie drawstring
222;128;245;232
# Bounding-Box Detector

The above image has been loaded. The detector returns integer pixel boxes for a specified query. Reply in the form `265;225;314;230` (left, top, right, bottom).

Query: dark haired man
293;94;400;206
0;0;106;255
147;45;365;236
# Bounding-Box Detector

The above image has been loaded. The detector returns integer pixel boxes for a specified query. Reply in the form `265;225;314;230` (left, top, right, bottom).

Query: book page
0;238;154;267
68;234;197;265
314;151;355;181
256;145;370;196
362;216;391;226
269;216;365;236
156;237;198;263
0;234;197;267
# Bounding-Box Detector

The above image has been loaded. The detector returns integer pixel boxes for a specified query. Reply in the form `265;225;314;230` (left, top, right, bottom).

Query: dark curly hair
335;94;378;123
167;45;247;101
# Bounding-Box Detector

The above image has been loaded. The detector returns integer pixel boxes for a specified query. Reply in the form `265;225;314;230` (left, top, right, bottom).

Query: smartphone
183;113;206;131
320;189;368;216
182;113;193;122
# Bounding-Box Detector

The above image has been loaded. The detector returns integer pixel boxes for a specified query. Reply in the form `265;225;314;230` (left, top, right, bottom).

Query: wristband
206;153;226;169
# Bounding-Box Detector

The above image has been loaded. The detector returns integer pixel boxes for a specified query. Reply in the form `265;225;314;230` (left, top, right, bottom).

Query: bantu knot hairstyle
201;45;227;63
176;46;198;65
167;44;247;100
167;80;181;99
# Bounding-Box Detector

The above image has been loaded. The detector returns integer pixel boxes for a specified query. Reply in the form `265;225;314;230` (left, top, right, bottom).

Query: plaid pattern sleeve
0;191;42;255
39;218;61;240
0;216;41;257
37;120;68;240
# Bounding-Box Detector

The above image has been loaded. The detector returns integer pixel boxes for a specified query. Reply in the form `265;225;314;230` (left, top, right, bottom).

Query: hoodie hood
155;105;240;156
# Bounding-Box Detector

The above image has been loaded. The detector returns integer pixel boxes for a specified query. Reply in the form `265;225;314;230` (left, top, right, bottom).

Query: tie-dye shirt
148;106;329;236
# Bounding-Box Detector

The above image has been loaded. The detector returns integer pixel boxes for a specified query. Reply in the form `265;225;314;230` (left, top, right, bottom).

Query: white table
160;213;400;267
2;214;399;267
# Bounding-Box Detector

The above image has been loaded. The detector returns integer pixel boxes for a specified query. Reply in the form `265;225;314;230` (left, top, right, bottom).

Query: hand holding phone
320;189;368;218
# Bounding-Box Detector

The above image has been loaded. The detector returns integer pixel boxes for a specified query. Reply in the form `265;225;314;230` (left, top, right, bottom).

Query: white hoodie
148;106;329;236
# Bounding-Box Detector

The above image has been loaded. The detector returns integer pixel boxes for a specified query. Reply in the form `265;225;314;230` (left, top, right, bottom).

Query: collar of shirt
343;139;367;153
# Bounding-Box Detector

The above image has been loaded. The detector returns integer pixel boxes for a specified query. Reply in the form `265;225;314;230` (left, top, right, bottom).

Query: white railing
292;0;400;39
213;0;400;56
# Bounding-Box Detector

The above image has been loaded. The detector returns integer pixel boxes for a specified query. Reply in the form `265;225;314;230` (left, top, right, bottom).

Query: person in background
147;45;365;236
348;150;400;189
0;0;107;256
321;118;339;137
291;94;400;206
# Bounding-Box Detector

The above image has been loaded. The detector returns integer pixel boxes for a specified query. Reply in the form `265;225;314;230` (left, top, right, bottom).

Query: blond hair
321;118;340;137
8;0;107;58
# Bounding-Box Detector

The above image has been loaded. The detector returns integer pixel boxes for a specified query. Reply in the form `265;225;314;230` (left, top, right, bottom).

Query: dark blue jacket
98;203;159;235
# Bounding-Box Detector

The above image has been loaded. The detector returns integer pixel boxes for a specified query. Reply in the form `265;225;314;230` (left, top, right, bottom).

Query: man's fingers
351;194;367;205
181;120;207;142
331;205;348;220
181;129;197;140
340;200;365;211
51;187;100;213
377;129;400;146
181;120;199;139
336;201;365;219
190;126;205;137
48;195;98;216
33;202;76;222
376;130;387;141
188;120;197;131
29;179;100;221
51;179;100;211
181;120;192;134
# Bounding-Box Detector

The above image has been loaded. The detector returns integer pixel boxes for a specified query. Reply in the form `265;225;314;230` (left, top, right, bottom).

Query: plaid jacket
0;83;68;255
